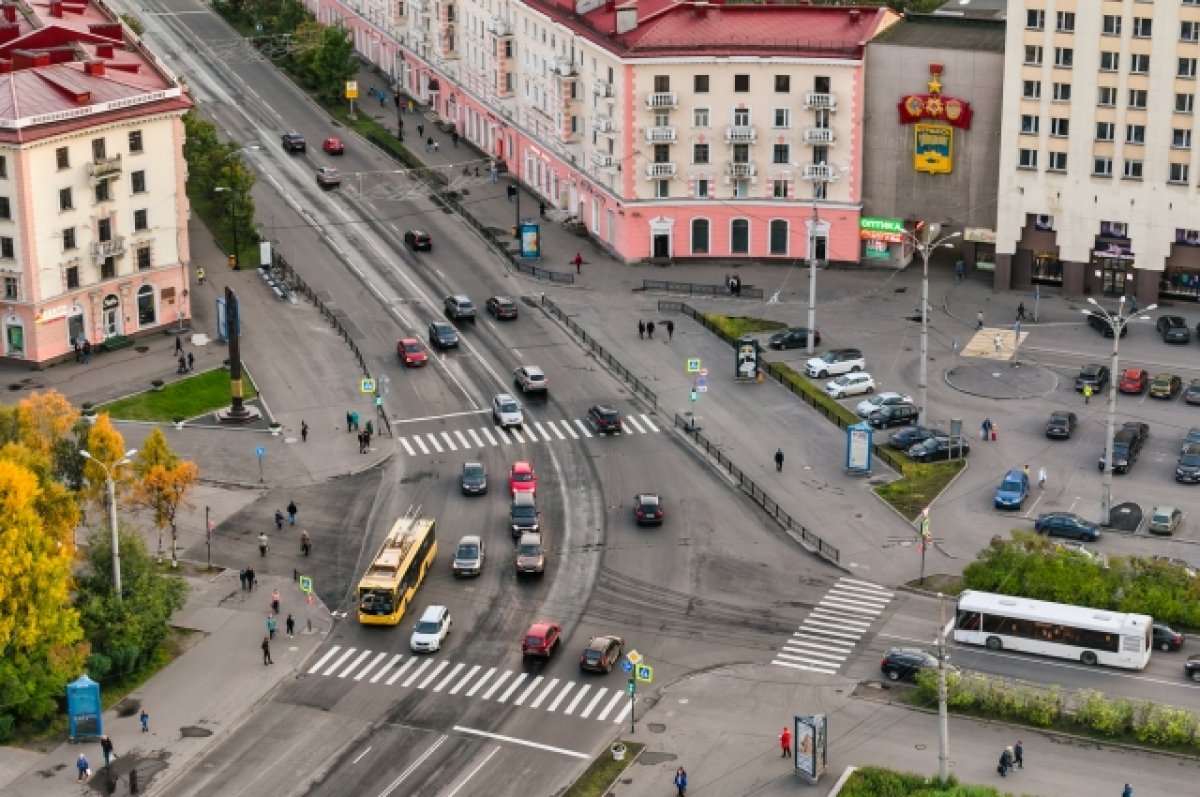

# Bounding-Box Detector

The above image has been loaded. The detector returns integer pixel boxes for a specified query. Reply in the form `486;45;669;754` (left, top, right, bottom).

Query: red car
509;461;537;496
521;621;562;658
1118;368;1149;394
397;338;427;367
323;136;345;155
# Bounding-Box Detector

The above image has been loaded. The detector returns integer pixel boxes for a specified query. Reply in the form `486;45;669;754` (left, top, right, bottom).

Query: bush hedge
838;765;1023;797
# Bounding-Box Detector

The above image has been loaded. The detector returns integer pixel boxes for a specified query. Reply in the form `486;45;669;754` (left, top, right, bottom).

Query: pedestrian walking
991;422;998;442
780;726;792;757
177;355;187;374
394;93;400;110
407;99;414;113
379;91;386;107
364;429;373;448
425;135;434;153
674;767;687;796
976;310;984;331
981;418;993;441
351;411;360;430
1083;384;1093;404
1130;296;1138;313
993;334;1003;354
274;510;284;531
271;587;281;615
1013;740;1024;769
638;320;645;339
258;532;269;557
451;131;459;148
175;335;183;355
287;500;297;526
187;351;195;371
572;252;583;273
346;411;353;432
73;337;82;362
100;734;114;766
666;320;675;340
301;530;311;556
998;746;1013;777
301;420;308;442
1122;785;1132;797
732;275;742;297
775;448;784;472
417;123;424;138
539;201;546;218
82;339;92;363
239;568;248;591
1038;466;1046;489
955;259;965;281
1023;464;1031;482
647;321;655;338
77;753;91;781
262;636;273;665
139;708;149;732
286;613;295;637
267;614;277;640
366;420;374;437
358;431;367;454
247;567;256;590
490;160;498;183
1016;302;1027;321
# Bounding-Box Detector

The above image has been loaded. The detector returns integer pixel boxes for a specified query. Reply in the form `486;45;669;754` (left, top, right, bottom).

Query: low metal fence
438;193;575;285
540;296;657;408
643;279;763;300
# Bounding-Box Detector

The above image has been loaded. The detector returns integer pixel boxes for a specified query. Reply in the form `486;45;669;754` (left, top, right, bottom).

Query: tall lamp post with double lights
79;448;138;601
213;186;239;269
1084;297;1153;525
901;223;961;427
797;163;848;355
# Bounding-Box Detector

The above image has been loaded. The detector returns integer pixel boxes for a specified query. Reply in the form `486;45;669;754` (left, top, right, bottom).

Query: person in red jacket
780;726;792;758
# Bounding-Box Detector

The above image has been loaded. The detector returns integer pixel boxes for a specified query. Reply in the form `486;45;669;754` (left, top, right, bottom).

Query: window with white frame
1133;17;1152;37
730;219;749;254
773;108;790;128
654;179;669;199
1050;118;1069;137
1181;58;1198;78
1024;45;1042;65
1048;152;1067;172
1023;80;1042;99
1053;83;1071;101
1026;9;1044;29
693;108;709;128
1130;54;1150;74
732;179;749;198
1021;115;1040;134
732;108;749;127
1178;93;1195;113
1170;163;1190;184
772;179;788;198
1098;86;1117;106
1184;21;1200;42
1129;89;1148;109
1094;157;1113;176
769;220;788;255
695;179;709;198
1018;148;1038;169
1174;129;1193;148
1126;124;1146;144
691;218;709;253
1054;48;1073;68
1100;52;1119;71
1096;121;1115;141
693;143;709;164
1102;15;1121;36
1056;11;1074;32
1124;159;1144;179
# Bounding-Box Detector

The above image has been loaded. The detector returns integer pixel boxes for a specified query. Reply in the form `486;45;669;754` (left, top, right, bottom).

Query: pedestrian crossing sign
299;575;313;594
360;378;376;393
635;664;653;683
686;358;701;373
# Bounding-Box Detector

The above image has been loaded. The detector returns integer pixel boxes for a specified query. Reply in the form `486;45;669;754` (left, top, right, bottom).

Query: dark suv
281;132;306;152
1099;421;1149;474
880;648;940;682
868;404;919;429
1086;311;1126;338
1158;315;1191;343
587;404;622;434
1074;364;1109;392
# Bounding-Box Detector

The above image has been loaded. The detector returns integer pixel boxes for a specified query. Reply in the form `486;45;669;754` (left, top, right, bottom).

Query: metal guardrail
539;296;657;408
436;193;576;285
643;279;764;300
673;413;839;565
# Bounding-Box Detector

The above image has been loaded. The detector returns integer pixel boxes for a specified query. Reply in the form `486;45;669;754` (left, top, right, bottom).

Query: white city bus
952;590;1152;670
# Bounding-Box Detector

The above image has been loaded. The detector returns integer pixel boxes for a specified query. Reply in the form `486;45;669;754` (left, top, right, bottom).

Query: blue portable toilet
67;674;102;742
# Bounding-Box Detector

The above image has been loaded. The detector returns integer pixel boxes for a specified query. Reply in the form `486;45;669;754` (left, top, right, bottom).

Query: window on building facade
1021;115;1039;134
59;188;72;210
134;209;148;231
132;170;146;193
695;179;709;198
137;247;152;271
63;227;76;250
1053;83;1071;101
1055;11;1074;32
733;74;749;92
773;179;788;198
1130;54;1150;74
1098;86;1117;106
1127;124;1146;143
769;220;788;255
1177;93;1195;113
1051;118;1069;137
694;74;708;93
691;219;709;253
101;257;115;280
1174;129;1192;148
1100;51;1119;71
693;143;709;164
773;144;789;164
693;108;709;127
0;237;13;258
1184;21;1200;42
733;179;749;198
813;75;830;93
653;144;670;163
732;108;750;127
1018;148;1038;169
813;181;828;200
56;147;69;169
732;143;749;164
0;197;8;220
66;265;79;289
1181;58;1198;78
1024;45;1042;65
1026;9;1044;29
0;156;6;178
1133;17;1152;37
1170;163;1190;184
1129;89;1148;109
773;108;790;128
98;218;112;242
654;179;669;199
1124;160;1144;179
95;179;111;203
129;130;143;153
1054;48;1073;68
1023;80;1042;99
91;138;106;160
814;108;830;129
1097;121;1115;141
3;275;16;299
774;75;789;93
730;219;749;254
1102;15;1121;35
653;75;669;91
1094;157;1113;176
1048;152;1068;172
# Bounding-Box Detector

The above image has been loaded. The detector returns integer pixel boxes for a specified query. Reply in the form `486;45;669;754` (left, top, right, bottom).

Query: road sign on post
626;649;643;666
686;358;701;373
299;575;313;594
635;664;653;683
255;446;266;483
360;378;376;393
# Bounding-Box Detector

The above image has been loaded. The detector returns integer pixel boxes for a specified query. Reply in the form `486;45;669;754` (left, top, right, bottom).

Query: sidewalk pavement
613;663;1196;796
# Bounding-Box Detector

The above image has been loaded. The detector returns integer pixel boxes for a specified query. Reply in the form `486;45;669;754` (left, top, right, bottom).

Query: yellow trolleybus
357;513;437;626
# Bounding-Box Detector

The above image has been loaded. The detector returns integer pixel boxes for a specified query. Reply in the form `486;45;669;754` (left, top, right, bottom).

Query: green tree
293;22;356;104
120;12;144;35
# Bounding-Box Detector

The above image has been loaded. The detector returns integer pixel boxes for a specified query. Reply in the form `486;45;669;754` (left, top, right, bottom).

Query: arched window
769;220;789;255
137;284;156;326
691;219;710;254
730;219;750;254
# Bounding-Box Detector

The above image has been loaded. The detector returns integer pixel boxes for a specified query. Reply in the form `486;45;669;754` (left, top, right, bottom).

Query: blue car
994;468;1030;509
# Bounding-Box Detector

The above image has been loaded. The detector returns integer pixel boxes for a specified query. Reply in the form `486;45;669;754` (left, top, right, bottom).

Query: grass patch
702;314;786;341
561;740;644;797
99;368;258;422
840;765;1023;797
874;461;966;521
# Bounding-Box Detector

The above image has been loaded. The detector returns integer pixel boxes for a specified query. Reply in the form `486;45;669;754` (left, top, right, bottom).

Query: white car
855;392;913;418
514;365;548;393
825;373;876;399
409;605;452;653
492;393;523;428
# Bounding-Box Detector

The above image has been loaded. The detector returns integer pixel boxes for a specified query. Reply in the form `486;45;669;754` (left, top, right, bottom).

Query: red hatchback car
521;621;561;658
509;461;537;497
1118;368;1149;394
397;338;428;367
323;136;345;155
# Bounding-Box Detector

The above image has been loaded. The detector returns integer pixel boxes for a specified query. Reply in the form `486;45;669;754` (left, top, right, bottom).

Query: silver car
492;393;524;428
452;535;485;577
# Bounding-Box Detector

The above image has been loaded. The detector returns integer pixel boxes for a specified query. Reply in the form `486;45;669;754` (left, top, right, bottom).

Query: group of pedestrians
72;336;94;363
637;319;675;340
238;567;258;590
997;740;1024;776
358;424;374;453
174;336;196;374
75;712;150;781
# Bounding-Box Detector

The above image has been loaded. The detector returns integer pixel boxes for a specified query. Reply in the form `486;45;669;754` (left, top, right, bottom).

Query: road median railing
642;279;763;299
435;192;576;285
539;296;656;407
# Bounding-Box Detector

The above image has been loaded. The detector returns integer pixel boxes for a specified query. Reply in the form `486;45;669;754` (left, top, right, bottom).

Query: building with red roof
0;0;192;363
312;0;897;263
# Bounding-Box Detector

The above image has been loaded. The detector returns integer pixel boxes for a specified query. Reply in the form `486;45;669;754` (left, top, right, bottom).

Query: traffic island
562;739;644;797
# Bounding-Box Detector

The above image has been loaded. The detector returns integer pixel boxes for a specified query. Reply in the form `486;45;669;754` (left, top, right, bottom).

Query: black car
1176;450;1200;483
1187;654;1200;682
579;635;624;673
1085;311;1127;338
634;493;664;525
768;327;820;350
1157;315;1191;343
281;132;306;152
1099;421;1148;474
587;404;622;435
879;648;939;682
1045;411;1077;439
888;426;945;449
1153;624;1185;652
1034;512;1101;542
1184;428;1200;453
907;436;969;462
486;296;519;319
428;321;459;349
868;404;919;429
1074;364;1109;393
404;230;433;251
461;462;487;495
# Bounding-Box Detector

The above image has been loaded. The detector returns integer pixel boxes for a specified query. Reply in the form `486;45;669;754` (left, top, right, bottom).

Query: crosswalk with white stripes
772;577;894;674
395;413;660;457
305;646;634;725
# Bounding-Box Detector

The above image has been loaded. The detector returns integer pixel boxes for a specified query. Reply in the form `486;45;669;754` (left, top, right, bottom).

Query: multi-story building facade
996;0;1200;303
0;0;192;364
310;0;899;264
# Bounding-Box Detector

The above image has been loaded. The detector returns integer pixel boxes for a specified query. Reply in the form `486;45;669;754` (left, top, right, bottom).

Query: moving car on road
1045;411;1077;439
428;321;459;349
1118;369;1149;394
522;621;562;658
1034;512;1101;542
281;132;306;152
580;635;624;673
879;648;940;682
768;327;820;350
316;166;341;189
322;136;345;154
397;338;428;367
404;230;433;251
460;462;487;496
994;469;1030;510
515;532;545;576
1158;315;1191;343
1187;655;1200;681
509;461;538;497
587;404;623;435
509;492;539;537
1153;624;1185;652
451;536;484;577
514;365;548;393
492;393;523;428
634;493;664;525
409;605;452;653
486;296;519;319
443;295;477;323
824;372;875;399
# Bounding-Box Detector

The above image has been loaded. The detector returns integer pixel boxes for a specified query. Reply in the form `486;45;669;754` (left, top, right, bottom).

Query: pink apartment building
0;0;192;365
316;0;898;264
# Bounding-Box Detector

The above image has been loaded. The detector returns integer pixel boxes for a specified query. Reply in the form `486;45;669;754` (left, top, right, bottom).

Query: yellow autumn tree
16;390;79;456
130;429;199;566
80;414;132;505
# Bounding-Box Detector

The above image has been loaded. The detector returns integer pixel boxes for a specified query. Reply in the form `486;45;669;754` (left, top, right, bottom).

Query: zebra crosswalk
305;646;634;725
395;413;660;457
772;577;894;674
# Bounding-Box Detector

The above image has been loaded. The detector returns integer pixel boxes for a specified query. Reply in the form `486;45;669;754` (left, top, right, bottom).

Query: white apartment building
996;0;1200;303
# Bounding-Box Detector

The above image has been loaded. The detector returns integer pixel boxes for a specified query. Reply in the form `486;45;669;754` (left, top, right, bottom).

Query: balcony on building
725;162;756;178
487;16;512;37
803;128;836;145
644;91;678;109
592;153;617;170
724;125;756;144
89;153;122;181
644;125;676;143
91;236;126;260
593;80;613;98
804;92;837;110
549;57;576;77
593;115;615;134
645;162;677;179
802;163;837;181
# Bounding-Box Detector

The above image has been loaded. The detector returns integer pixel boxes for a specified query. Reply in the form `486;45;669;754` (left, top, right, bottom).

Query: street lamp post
1084;298;1154;525
79;448;138;601
901;224;961;427
213;186;239;269
796;164;848;355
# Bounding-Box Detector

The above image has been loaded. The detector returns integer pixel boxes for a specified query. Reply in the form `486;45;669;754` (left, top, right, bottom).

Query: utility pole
205;505;212;570
936;592;950;785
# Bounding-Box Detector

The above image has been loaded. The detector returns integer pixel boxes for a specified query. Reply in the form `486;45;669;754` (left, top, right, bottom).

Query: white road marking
449;664;481;695
481;670;514;700
481;428;499;446
399;438;416;456
376;734;448;796
528;678;561;709
624;415;645;434
640;414;660;432
579;688;608;719
402;658;433;688
351;746;372;764
563;422;579;440
452;726;588;759
425;434;443;453
611;699;634;724
340;649;374;678
545;681;575;712
370;654;404;684
510;428;525;443
496;672;527;703
523;426;537;443
574;419;594;438
443;745;502;797
512;675;544;706
418;660;451;690
534;422;553;441
772;659;840;674
465;667;496;697
323;647;356;677
386;657;418;686
396;409;491;424
434;662;466;692
467;429;485;448
414;436;430;455
308;645;341;674
563;684;591;716
440;431;458;451
454;430;471;449
596;691;624;721
548;421;567;441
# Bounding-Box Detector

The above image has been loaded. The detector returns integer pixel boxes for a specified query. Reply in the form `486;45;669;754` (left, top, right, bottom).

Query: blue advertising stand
67;674;102;742
845;422;873;476
518;221;541;259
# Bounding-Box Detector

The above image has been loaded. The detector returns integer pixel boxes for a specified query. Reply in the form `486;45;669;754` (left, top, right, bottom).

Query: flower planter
151;379;164;391
173;416;185;430
81;404;97;424
269;423;282;437
611;743;626;761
